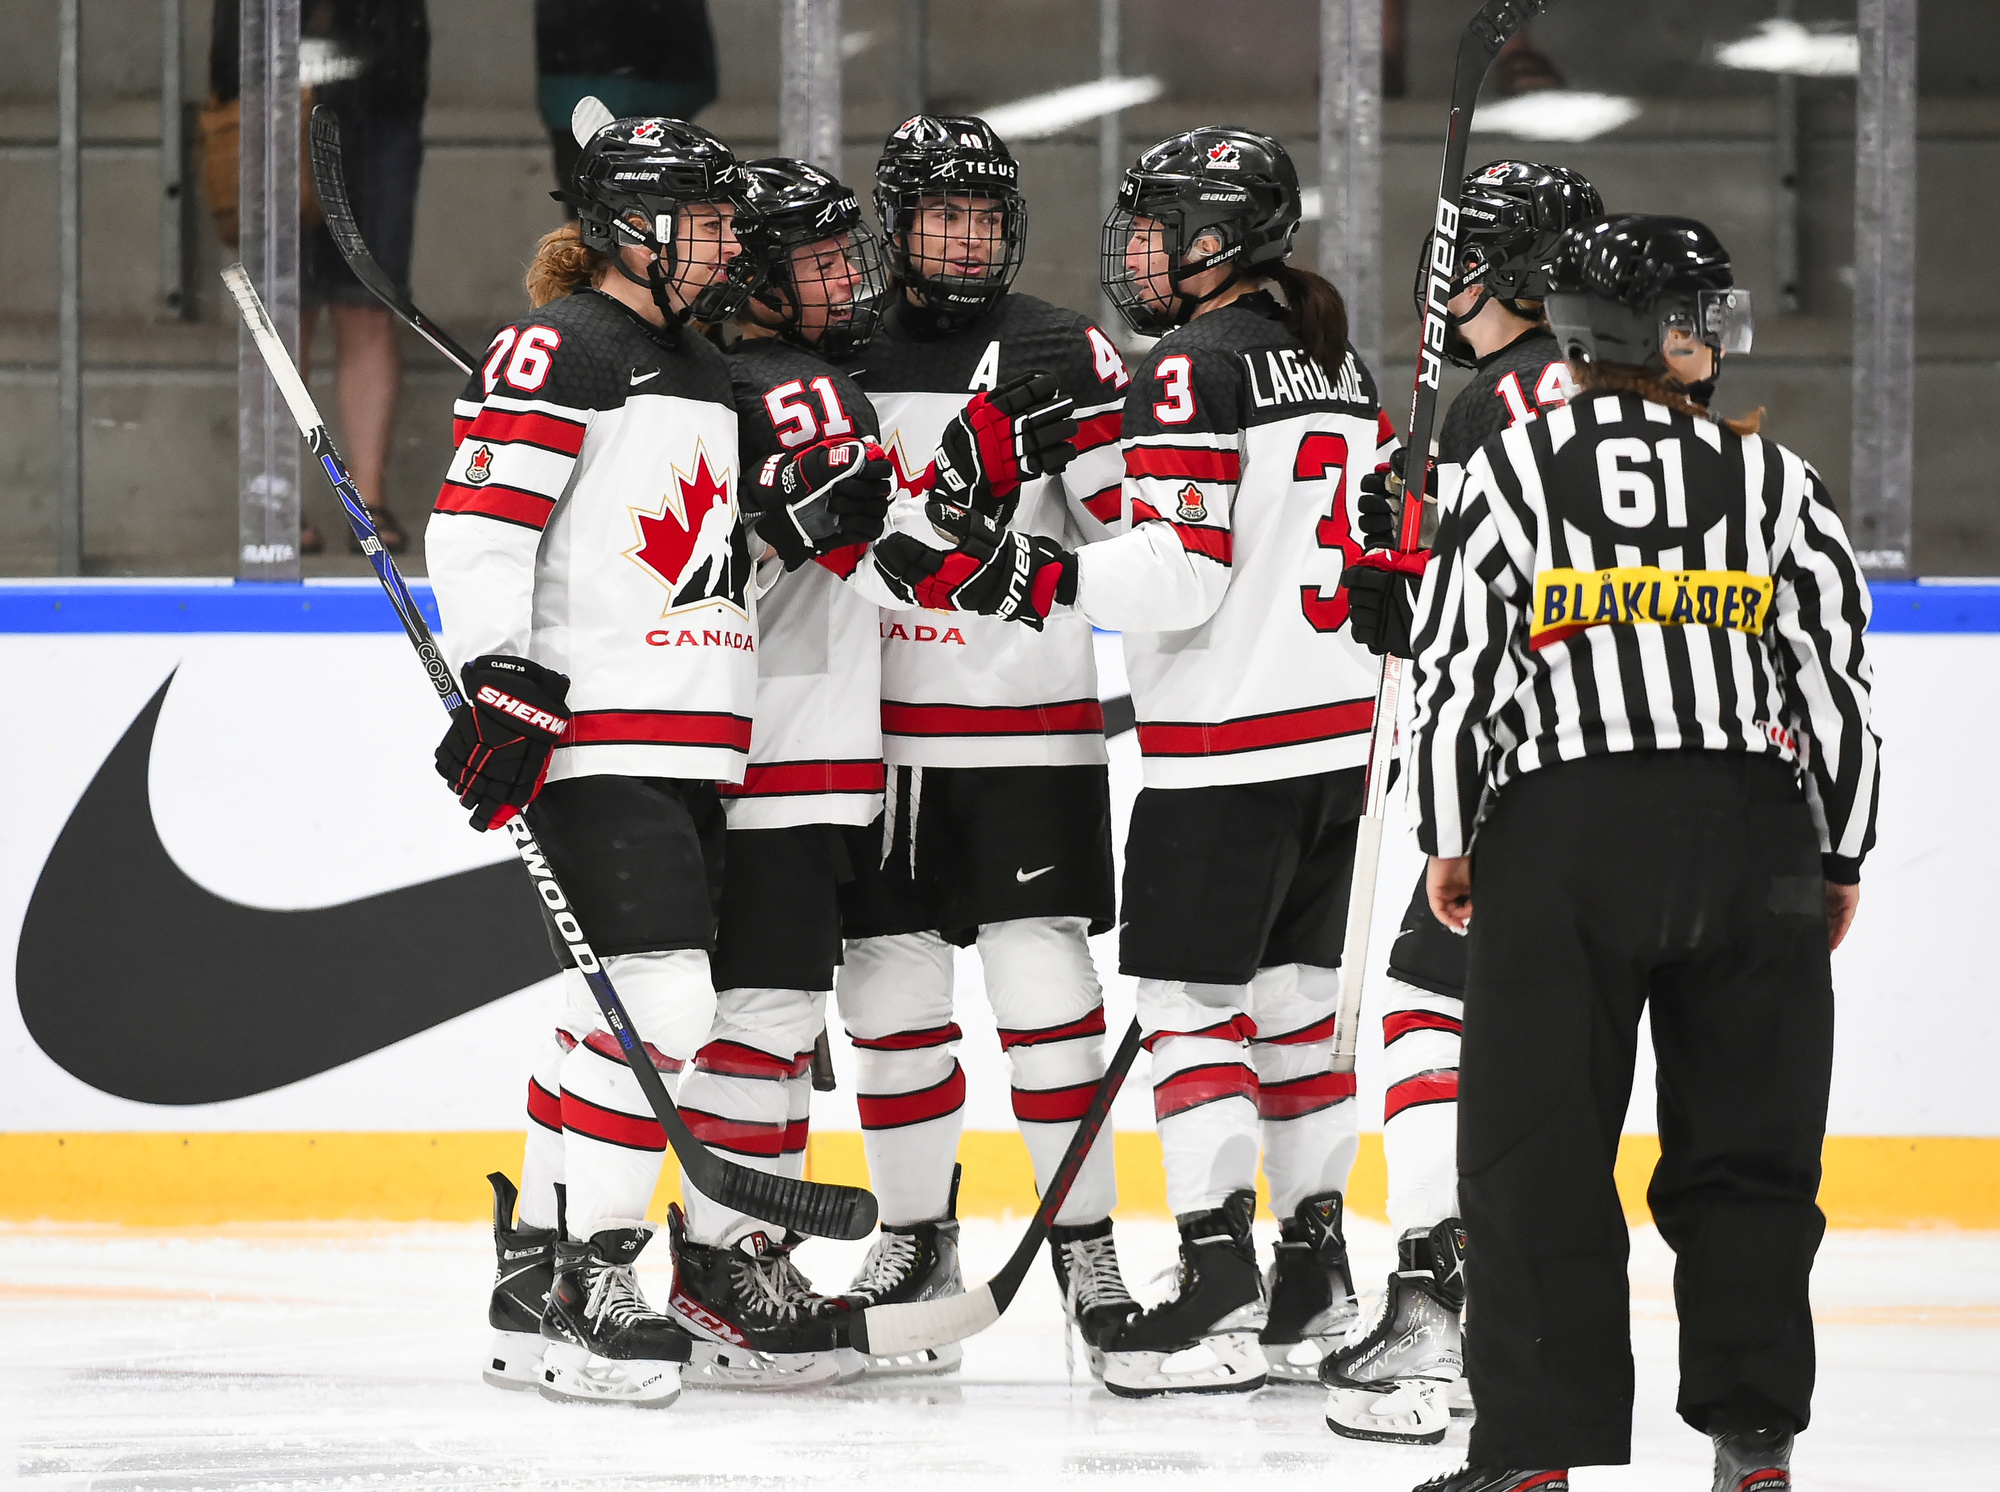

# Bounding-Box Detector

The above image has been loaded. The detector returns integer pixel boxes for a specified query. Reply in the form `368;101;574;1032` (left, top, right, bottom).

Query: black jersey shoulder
1125;292;1381;440
724;336;880;471
460;289;733;414
1436;328;1566;468
854;290;1123;409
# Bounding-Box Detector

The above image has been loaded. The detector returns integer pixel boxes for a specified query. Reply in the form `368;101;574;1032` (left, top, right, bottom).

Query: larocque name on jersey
1244;347;1374;411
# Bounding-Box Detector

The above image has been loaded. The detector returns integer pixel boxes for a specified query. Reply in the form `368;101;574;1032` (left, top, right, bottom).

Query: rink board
1;578;1995;1227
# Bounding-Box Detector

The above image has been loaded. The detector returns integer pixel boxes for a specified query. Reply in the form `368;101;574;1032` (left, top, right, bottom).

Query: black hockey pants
1457;751;1834;1468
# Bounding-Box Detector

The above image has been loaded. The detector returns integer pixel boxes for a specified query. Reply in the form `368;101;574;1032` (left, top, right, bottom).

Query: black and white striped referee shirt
1405;390;1881;879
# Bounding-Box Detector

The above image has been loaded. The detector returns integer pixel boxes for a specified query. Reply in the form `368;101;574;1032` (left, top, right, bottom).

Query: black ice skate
1102;1189;1268;1398
1260;1190;1360;1384
481;1172;556;1391
1411;1469;1569;1492
537;1219;691;1408
1712;1428;1793;1491
664;1204;846;1390
837;1165;967;1377
1323;1217;1466;1444
1047;1215;1140;1379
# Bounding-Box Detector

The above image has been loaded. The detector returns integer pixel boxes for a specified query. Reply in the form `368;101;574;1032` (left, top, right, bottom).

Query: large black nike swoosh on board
16;673;559;1104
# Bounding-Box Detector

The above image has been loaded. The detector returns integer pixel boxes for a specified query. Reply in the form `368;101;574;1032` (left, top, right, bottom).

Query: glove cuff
1349;547;1431;579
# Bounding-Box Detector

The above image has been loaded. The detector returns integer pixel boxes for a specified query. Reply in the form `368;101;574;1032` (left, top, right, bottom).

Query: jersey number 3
1295;433;1360;632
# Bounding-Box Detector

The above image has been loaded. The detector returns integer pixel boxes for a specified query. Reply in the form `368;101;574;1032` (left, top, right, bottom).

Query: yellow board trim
1;1132;1995;1229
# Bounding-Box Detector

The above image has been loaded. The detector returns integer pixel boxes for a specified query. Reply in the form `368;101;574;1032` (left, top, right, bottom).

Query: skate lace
1059;1234;1134;1313
582;1262;652;1330
847;1230;920;1300
730;1252;807;1323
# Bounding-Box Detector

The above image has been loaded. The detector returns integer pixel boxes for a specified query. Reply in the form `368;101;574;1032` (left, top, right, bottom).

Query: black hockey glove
750;436;895;570
872;522;1077;631
1355;448;1434;551
1341;549;1428;658
923;371;1078;527
435;654;572;831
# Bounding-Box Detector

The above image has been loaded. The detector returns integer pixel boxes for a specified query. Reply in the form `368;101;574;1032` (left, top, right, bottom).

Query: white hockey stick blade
853;1285;1000;1358
221;264;327;439
571;95;615;146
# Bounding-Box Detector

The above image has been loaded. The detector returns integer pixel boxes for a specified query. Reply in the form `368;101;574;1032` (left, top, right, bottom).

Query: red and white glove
916;370;1078;526
749;436;894;570
872;518;1077;632
434;655;571;830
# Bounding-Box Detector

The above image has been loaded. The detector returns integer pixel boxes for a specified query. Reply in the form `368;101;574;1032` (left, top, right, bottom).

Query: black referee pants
1459;751;1834;1468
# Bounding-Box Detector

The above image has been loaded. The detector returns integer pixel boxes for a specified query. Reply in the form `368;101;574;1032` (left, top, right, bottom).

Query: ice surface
4;1219;1996;1490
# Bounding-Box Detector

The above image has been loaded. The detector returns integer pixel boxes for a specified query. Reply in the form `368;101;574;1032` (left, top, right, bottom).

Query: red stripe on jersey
434;480;557;530
717;759;885;799
1257;1070;1356;1120
1012;1081;1097;1123
581;1029;683;1073
1131;497;1232;564
857;1063;966;1130
452;416;474;448
694;1040;813;1081
463;406;588;456
1074;411;1122;453
560;1088;665;1151
1383;1069;1460;1122
1383;1009;1462;1044
997;1006;1107;1051
849;1022;963;1052
1154;1061;1258;1121
1137;698;1373;758
565;709;753;752
526;1077;562;1133
881;698;1105;738
1253;1012;1339;1047
1126;445;1241;482
1377;409;1399;446
680;1106;784;1158
781;1119;809;1155
1082;485;1122;522
1142;1013;1258;1052
814;543;866;578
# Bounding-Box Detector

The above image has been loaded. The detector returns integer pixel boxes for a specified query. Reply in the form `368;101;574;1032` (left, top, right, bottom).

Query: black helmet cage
873;115;1027;320
1542;214;1752;376
565;116;752;323
1101;127;1302;336
1413;159;1605;368
734;159;891;360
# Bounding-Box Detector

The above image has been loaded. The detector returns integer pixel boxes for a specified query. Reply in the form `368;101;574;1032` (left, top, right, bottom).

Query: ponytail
525;222;609;309
1266;262;1350;378
1571;360;1764;438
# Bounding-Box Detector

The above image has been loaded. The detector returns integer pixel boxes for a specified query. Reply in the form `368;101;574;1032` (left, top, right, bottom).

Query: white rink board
0;630;1991;1138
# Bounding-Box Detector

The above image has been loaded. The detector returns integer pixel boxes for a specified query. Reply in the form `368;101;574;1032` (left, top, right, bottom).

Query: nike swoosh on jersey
1015;866;1055;883
15;673;559;1105
630;368;661;385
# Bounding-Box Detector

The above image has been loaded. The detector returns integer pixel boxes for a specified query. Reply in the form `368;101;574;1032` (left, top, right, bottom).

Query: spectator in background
210;1;430;555
535;0;718;201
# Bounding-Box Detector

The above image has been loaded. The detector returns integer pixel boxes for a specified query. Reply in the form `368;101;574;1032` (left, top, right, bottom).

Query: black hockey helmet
1414;159;1604;368
1543;214;1753;375
734;158;891;360
560;115;751;323
873;114;1026;321
1101;126;1302;336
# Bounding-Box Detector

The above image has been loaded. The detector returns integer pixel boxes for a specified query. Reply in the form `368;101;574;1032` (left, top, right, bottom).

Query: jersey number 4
1295;433;1361;632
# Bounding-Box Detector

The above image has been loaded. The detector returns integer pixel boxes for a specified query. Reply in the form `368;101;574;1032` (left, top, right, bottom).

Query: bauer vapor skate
1260;1190;1360;1384
837;1164;967;1377
1323;1217;1466;1444
538;1220;691;1407
1413;1470;1569;1492
1712;1427;1792;1491
665;1205;847;1390
1102;1190;1268;1398
1048;1216;1140;1379
482;1172;556;1390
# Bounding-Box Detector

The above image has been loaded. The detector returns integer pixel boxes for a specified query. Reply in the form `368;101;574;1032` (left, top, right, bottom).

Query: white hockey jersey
427;289;754;784
1072;291;1397;789
717;336;885;829
851;293;1131;769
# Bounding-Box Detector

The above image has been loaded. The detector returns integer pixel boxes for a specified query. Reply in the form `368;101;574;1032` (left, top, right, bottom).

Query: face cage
596;197;751;323
1411;230;1487;368
881;188;1027;315
1102;203;1251;336
758;220;894;361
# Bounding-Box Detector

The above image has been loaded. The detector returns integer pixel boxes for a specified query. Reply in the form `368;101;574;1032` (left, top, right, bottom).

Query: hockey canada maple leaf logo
624;445;747;617
877;431;929;499
1205;141;1242;170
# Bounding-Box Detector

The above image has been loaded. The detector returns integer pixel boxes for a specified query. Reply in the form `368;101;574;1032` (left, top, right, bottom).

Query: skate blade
1103;1331;1268;1399
681;1340;846;1392
1259;1336;1338;1385
537;1341;682;1408
855;1338;964;1378
1447;1374;1476;1420
1325;1380;1450;1445
481;1328;547;1392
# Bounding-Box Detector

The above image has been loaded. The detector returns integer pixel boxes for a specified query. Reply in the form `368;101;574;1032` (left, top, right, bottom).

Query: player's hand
926;371;1078;528
1341;550;1427;658
872;528;1076;631
435;654;571;831
751;437;895;570
1356;448;1433;551
1427;854;1473;934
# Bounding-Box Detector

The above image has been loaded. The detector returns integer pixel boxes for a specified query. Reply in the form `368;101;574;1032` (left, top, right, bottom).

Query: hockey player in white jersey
830;114;1143;1377
646;157;901;1389
876;126;1394;1397
447;115;755;1409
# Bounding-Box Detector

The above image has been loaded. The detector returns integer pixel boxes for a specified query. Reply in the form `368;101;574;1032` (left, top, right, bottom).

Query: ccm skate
538;1219;691;1407
1102;1190;1268;1397
665;1205;847;1389
481;1172;555;1391
1048;1215;1140;1378
837;1165;967;1376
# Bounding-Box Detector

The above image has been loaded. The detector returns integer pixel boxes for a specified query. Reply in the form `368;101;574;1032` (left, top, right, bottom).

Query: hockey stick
308;106;479;376
1331;0;1557;1072
221;264;878;1243
849;1019;1145;1358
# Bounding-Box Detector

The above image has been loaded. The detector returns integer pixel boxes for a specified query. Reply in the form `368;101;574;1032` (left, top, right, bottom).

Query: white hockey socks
1139;977;1261;1217
518;1027;568;1231
1249;963;1358;1218
1381;979;1462;1236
